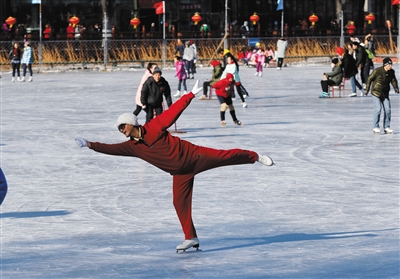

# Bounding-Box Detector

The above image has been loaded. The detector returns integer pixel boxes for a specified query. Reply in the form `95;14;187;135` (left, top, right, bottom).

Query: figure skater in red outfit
75;81;274;252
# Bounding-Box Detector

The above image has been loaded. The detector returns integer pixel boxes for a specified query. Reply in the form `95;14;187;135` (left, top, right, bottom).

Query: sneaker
234;120;242;125
373;128;380;134
11;77;14;82
319;92;329;98
174;91;180;98
242;102;247;108
28;76;32;82
221;121;226;126
198;95;207;100
176;238;200;252
384;127;394;134
257;154;274;166
349;93;357;97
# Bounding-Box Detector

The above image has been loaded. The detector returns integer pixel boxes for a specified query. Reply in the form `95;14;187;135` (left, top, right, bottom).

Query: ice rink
0;62;399;278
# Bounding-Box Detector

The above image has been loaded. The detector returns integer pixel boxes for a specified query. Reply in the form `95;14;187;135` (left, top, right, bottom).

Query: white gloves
191;80;203;95
75;137;87;148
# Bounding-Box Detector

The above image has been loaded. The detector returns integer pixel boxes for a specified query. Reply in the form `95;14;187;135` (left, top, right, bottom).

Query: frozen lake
0;63;399;278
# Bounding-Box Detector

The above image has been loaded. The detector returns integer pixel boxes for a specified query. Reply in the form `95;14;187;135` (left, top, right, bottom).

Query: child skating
255;48;266;76
173;56;187;98
212;73;242;126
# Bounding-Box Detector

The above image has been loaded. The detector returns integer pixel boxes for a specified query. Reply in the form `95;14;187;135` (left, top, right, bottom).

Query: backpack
365;49;374;60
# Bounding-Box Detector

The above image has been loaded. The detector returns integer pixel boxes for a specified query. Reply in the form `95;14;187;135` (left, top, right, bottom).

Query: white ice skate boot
384;127;393;134
373;128;380;134
20;77;25;82
176;237;200;253
174;90;181;98
11;77;15;82
242;102;247;108
28;76;32;82
257;154;274;166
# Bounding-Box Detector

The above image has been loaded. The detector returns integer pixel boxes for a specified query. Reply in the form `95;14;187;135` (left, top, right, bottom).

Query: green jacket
210;64;223;86
324;65;343;85
365;66;399;99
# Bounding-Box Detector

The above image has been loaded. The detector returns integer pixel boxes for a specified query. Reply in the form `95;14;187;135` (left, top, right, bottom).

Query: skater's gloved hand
190;80;202;95
75;137;88;148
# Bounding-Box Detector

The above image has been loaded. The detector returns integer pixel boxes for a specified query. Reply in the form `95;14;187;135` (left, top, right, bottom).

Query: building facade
0;0;398;39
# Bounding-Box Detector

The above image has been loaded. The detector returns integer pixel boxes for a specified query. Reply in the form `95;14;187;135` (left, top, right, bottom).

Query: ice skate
373;128;380;134
221;121;226;127
198;95;207;100
349;93;357;97
259;72;263;77
257;154;274;166
11;77;15;82
28;76;33;82
234;120;242;125
20;77;25;82
384;127;393;134
255;72;258;76
174;91;181;98
242;102;247;108
176;238;200;253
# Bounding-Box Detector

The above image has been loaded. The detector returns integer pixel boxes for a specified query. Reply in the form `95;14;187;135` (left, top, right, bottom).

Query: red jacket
90;93;204;175
212;74;235;98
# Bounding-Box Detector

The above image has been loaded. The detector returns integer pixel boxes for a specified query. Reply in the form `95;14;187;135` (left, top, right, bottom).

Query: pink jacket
175;60;187;80
136;70;153;106
255;51;266;64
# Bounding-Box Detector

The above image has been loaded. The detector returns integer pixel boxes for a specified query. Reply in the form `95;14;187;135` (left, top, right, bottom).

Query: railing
0;36;396;68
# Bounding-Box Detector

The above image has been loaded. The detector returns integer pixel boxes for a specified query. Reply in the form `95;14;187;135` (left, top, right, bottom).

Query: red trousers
172;147;257;239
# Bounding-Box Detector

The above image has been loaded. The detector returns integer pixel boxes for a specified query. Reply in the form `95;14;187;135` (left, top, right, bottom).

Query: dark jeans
203;81;211;96
144;105;163;123
320;79;337;93
277;58;284;68
22;63;32;76
12;62;20;77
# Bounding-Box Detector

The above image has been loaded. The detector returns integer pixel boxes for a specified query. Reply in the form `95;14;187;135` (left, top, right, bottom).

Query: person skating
133;62;158;116
213;73;242;126
140;67;172;123
364;58;399;134
75;81;274;252
173;56;187;98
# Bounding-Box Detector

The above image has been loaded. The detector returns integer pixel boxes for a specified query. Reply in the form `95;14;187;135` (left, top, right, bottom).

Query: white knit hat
116;113;139;127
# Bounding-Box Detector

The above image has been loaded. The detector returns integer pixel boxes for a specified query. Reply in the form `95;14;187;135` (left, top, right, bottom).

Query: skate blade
176;244;201;253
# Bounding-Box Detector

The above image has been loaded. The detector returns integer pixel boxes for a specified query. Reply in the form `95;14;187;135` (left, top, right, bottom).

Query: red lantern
249;13;260;25
130;17;140;29
191;12;202;25
365;13;375;24
5;16;16;28
69;16;80;27
308;14;319;26
347;22;356;35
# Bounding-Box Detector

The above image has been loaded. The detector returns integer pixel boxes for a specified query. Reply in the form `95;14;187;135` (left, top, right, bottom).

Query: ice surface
0;63;399;278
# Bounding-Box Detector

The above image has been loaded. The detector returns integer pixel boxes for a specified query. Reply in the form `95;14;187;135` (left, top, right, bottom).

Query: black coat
141;76;172;108
9;48;21;61
341;52;358;78
354;46;367;68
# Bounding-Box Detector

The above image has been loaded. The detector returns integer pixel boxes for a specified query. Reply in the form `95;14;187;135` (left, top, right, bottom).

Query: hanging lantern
69;16;80;27
130;17;141;29
249;13;260;25
5;16;16;28
365;13;375;24
191;12;202;25
308;14;319;26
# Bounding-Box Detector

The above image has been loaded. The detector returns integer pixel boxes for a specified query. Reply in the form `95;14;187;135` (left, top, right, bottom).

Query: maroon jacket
89;93;204;175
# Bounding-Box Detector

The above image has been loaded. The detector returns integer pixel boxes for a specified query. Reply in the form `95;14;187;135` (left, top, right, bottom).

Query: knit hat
116;113;139;127
331;58;339;64
152;67;162;75
383;57;392;66
211;60;220;67
335;46;344;56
